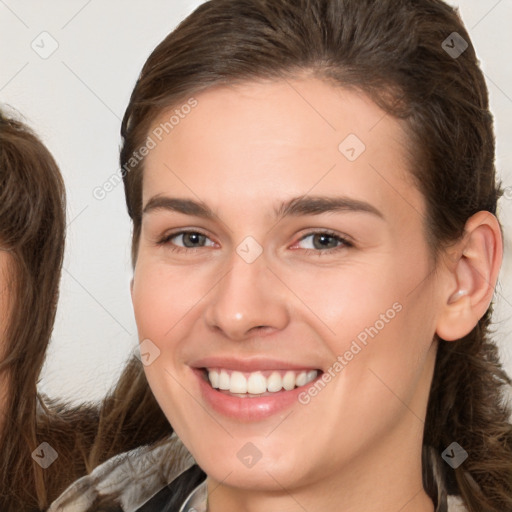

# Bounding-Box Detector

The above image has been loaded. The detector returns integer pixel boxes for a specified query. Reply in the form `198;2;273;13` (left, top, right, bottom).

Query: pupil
184;232;203;247
314;234;336;249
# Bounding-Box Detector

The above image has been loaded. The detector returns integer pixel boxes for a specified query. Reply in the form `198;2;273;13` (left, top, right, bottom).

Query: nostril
249;325;274;336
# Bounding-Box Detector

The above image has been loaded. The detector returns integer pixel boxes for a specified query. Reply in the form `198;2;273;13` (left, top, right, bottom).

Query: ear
436;211;502;341
130;277;134;299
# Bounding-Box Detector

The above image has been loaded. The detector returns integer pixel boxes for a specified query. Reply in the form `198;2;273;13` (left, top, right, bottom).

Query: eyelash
157;230;214;253
157;229;353;255
292;230;353;255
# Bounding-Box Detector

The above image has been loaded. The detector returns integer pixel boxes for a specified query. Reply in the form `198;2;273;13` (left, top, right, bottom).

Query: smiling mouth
202;368;321;398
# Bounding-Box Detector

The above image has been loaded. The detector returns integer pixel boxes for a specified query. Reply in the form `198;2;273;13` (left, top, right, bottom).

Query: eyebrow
142;195;384;220
274;195;384;220
143;196;213;218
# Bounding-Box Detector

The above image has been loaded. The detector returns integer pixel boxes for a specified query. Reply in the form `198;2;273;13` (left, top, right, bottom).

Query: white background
0;1;511;405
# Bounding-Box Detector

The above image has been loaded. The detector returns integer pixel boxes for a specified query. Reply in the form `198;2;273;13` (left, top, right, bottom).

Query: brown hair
36;356;171;508
111;0;512;510
0;108;66;509
0;108;176;510
0;109;176;510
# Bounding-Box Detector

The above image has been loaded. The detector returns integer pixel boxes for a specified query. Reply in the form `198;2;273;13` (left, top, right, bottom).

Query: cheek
317;278;437;437
285;251;435;401
131;261;201;422
131;258;206;343
278;258;407;348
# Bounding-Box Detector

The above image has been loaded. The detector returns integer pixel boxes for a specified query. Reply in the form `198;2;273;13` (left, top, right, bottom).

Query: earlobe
435;211;502;342
436;291;473;342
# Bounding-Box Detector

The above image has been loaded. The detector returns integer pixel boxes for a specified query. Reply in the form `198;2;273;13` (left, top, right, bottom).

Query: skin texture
131;77;501;512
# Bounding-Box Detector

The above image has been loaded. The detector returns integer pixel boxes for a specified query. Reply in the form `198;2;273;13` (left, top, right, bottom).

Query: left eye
294;232;350;251
161;231;216;249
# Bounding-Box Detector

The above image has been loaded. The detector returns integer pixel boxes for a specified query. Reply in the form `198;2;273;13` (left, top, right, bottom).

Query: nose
204;250;290;341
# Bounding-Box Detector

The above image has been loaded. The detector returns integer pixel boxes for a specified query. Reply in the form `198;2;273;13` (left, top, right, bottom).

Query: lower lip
193;369;320;422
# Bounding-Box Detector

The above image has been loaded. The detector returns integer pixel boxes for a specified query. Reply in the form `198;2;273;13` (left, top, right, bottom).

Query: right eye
157;230;216;252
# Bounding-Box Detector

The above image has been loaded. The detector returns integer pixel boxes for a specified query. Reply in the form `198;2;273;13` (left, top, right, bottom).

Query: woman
0;107;69;509
0;108;173;510
0;108;110;510
49;0;512;511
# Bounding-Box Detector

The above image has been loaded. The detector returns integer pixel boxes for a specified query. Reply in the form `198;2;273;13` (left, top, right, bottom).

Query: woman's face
132;78;446;496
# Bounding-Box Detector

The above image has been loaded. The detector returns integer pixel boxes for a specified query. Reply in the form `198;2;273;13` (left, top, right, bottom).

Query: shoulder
48;433;195;512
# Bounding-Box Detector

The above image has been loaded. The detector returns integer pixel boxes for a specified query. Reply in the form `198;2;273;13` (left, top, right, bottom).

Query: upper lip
190;356;321;373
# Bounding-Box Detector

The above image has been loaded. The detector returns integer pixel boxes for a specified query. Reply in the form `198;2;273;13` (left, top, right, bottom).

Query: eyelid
290;229;354;250
156;228;217;249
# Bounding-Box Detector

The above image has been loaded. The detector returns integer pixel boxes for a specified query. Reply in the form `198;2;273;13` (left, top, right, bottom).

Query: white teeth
282;371;296;391
218;370;230;390
208;369;219;388
295;371;308;387
207;368;319;394
307;370;318;383
267;371;283;392
230;371;247;393
247;372;267;394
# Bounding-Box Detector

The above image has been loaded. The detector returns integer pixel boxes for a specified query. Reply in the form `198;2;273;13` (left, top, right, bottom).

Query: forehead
142;77;423;224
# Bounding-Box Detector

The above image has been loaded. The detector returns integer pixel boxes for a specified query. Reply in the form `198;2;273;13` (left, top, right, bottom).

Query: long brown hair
0;108;168;510
111;0;511;510
0;112;178;510
0;108;67;509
